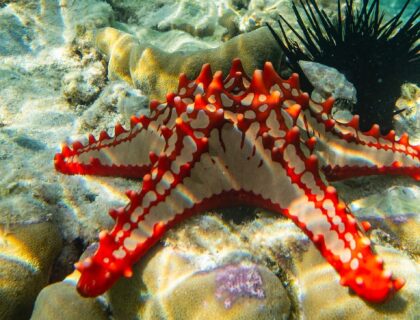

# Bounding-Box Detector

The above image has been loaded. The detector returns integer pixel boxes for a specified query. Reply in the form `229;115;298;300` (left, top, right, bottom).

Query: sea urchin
267;0;419;133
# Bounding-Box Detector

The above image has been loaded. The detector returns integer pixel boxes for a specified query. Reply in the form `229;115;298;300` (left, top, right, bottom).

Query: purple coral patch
215;264;265;309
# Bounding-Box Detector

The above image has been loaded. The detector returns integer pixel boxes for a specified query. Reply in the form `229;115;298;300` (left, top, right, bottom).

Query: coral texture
95;27;283;100
0;222;62;319
31;281;109;320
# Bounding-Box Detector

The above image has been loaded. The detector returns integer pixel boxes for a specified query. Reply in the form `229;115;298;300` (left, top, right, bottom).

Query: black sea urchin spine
267;0;419;133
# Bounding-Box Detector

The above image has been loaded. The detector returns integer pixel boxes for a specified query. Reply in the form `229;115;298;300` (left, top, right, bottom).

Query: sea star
54;59;419;303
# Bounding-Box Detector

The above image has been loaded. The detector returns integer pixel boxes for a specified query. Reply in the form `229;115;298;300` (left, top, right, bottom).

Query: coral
0;8;33;55
105;0;226;37
0;222;61;319
3;0;113;51
0;0;116;237
62;61;106;106
79;81;149;134
295;244;419;320
31;282;109;320
95;26;283;100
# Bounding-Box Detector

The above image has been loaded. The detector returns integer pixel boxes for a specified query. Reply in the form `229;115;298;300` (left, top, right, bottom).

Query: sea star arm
266;140;406;303
300;98;420;181
74;110;217;296
54;63;217;179
54;114;166;178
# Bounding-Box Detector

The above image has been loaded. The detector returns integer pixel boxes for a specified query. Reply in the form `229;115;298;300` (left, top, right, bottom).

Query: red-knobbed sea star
55;59;419;303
